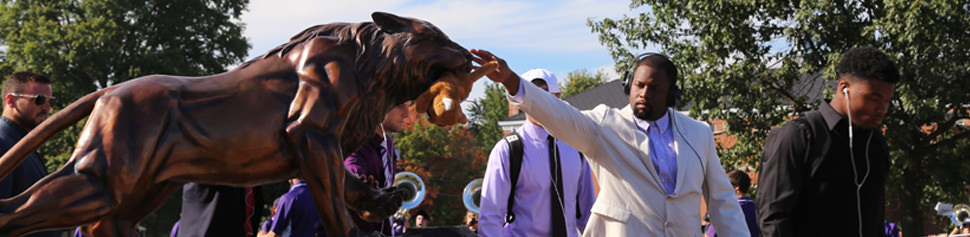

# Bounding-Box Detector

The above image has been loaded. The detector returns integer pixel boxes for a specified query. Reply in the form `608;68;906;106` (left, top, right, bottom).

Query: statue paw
358;186;403;223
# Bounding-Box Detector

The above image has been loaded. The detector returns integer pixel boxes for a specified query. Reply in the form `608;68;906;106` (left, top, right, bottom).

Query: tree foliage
466;82;509;153
590;0;970;235
559;68;608;98
395;110;488;226
0;0;249;234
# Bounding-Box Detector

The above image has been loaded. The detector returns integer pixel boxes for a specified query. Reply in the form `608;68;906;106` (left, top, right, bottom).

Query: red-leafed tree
395;107;488;226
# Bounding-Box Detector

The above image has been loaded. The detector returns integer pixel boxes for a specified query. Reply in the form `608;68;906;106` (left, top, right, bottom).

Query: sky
239;0;648;101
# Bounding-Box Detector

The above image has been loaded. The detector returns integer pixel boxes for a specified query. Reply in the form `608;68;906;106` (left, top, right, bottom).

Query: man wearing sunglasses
0;71;58;237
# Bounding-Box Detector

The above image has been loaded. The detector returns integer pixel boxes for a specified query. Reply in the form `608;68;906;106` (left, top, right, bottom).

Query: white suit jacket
508;79;749;236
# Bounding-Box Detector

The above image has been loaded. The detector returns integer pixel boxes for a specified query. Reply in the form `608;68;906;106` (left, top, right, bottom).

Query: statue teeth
442;97;454;111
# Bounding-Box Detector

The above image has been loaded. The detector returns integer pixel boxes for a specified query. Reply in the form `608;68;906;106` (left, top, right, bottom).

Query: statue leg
289;111;403;236
290;132;400;236
343;168;402;223
284;65;354;235
295;130;357;236
0;161;112;236
89;182;181;237
87;217;137;237
286;60;401;235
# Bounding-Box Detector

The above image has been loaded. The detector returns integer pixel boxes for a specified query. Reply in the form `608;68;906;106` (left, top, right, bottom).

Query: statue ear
372;11;412;33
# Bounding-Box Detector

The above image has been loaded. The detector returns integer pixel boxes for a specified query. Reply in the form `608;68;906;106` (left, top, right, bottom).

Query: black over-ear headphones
621;52;682;107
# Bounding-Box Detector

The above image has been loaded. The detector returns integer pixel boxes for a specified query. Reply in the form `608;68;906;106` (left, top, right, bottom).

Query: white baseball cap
520;68;559;93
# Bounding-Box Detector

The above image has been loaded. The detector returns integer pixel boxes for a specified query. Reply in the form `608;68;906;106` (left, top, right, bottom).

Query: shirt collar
291;180;307;190
367;133;387;146
634;108;671;134
0;116;27;135
818;100;847;131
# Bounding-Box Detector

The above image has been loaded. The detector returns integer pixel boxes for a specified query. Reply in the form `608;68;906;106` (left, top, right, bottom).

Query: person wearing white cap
479;69;596;237
519;68;561;94
470;49;749;236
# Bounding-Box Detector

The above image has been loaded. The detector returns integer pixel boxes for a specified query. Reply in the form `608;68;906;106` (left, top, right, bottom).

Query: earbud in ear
842;87;848;94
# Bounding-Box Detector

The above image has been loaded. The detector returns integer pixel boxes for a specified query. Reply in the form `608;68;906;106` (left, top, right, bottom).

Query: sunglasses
9;93;55;105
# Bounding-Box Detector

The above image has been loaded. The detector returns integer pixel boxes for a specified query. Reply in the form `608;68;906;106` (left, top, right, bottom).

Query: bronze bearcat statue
0;12;472;236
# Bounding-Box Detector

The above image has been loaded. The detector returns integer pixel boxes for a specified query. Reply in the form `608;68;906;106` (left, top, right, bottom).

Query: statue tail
0;88;110;181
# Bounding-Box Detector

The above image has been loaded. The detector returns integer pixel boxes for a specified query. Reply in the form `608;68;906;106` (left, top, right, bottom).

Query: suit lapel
671;111;690;194
621;106;667;192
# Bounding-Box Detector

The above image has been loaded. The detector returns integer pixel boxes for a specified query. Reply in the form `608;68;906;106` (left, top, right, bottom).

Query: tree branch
924;115;970;151
767;79;809;112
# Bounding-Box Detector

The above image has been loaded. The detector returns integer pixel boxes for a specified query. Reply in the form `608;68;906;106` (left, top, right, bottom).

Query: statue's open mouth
414;61;497;127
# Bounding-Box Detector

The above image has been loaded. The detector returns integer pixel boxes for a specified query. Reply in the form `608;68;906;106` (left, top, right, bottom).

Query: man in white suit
470;49;750;236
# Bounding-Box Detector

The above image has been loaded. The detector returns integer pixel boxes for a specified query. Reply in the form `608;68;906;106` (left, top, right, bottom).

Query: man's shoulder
493;133;515;149
591;104;624;117
762;111;825;157
592;104;615;112
792;109;826;123
584;104;630;128
670;111;713;134
282;187;310;201
771;110;823;137
353;138;382;153
0;125;18;146
486;132;517;165
0;134;17;151
346;141;381;161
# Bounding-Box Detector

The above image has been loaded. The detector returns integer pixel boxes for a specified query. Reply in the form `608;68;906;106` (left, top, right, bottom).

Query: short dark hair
727;170;751;194
415;209;430;219
836;47;899;83
2;71;52;97
635;53;679;86
530;78;548;87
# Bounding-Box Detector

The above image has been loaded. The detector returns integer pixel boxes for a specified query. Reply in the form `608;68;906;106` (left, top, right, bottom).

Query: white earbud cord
550;137;568;228
845;90;872;237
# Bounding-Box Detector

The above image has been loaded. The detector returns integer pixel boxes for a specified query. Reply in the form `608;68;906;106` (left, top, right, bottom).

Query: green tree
395;115;488;226
0;0;249;234
590;0;970;235
559;68;608;98
467;82;509;152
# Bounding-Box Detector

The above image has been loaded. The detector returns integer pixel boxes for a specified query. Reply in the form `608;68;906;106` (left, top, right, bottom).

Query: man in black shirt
757;47;899;237
0;72;60;237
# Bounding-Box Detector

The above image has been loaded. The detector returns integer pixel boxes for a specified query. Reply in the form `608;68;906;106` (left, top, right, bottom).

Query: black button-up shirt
757;101;890;237
0;116;49;199
0;116;59;237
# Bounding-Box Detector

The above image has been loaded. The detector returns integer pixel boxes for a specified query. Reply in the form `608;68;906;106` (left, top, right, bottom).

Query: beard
634;107;652;121
14;112;46;130
634;103;669;121
633;101;660;121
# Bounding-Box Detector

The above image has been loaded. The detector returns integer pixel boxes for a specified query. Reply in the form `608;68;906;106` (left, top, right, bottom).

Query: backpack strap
504;132;524;224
